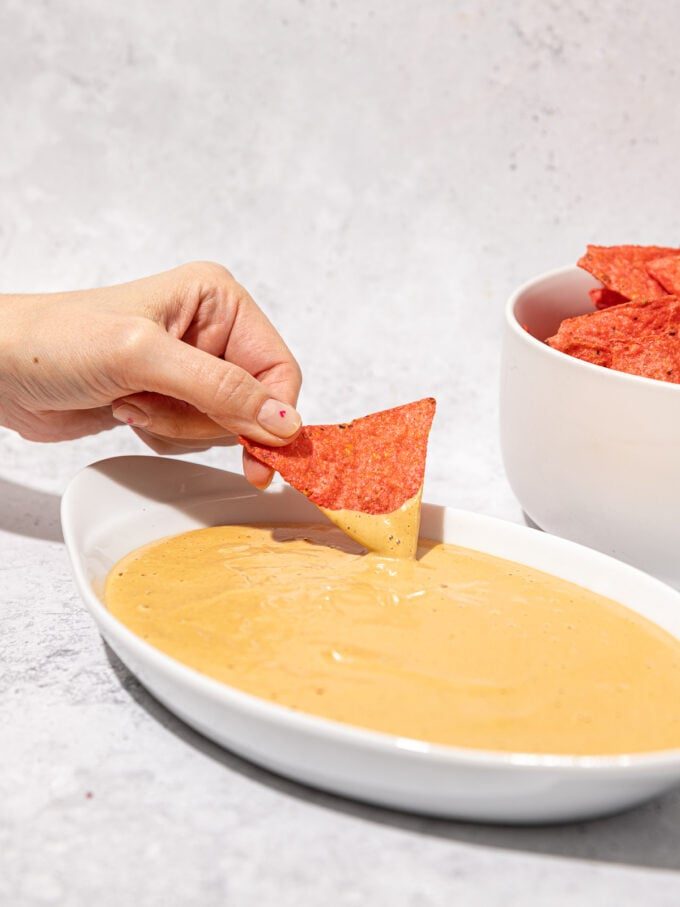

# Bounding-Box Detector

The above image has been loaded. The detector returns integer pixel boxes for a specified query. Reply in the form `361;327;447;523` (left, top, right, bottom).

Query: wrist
0;294;42;390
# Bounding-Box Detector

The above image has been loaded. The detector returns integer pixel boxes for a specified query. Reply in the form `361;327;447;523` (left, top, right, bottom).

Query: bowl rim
505;263;680;395
62;456;680;776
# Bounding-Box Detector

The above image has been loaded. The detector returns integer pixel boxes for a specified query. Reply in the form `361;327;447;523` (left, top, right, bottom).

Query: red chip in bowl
608;336;680;383
647;255;680;296
546;296;680;383
578;245;676;301
548;295;680;344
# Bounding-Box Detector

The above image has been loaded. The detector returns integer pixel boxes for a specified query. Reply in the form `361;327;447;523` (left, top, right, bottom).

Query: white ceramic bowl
501;265;680;589
61;455;680;824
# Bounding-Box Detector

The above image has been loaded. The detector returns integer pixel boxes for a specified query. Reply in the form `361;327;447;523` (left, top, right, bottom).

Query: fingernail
257;399;301;438
112;404;149;428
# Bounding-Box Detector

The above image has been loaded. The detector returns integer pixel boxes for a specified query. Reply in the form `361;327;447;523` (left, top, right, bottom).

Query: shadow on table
522;512;543;532
0;476;63;542
105;644;680;873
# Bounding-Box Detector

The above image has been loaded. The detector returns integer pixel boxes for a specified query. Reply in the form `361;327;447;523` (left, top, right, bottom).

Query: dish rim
505;263;680;395
61;457;680;775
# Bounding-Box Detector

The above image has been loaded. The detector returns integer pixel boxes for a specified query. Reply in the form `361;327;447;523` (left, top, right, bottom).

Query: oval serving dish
62;455;680;824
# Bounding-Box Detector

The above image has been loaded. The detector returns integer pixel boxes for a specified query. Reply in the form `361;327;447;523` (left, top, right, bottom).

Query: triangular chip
578;245;677;301
546;296;680;383
548;295;680;345
241;398;436;558
647;255;680;296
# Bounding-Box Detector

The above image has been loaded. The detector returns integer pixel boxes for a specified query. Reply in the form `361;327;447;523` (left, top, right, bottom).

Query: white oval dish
501;264;680;588
61;455;680;824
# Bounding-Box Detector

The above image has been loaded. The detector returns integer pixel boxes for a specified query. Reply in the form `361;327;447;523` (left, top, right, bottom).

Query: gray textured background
2;1;680;904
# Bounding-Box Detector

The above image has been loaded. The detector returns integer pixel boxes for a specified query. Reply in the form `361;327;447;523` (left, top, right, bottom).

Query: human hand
0;262;302;488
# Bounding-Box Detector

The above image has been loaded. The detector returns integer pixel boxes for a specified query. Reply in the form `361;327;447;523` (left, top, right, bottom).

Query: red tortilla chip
588;287;629;310
545;336;680;384
241;398;436;514
578;245;676;301
546;339;611;368
647;255;680;296
548;296;680;345
609;337;680;382
546;296;680;383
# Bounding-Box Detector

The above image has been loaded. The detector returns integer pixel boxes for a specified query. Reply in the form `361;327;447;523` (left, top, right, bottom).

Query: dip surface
105;524;680;755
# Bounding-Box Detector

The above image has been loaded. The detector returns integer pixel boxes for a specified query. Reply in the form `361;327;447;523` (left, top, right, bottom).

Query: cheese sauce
320;490;422;558
105;524;680;755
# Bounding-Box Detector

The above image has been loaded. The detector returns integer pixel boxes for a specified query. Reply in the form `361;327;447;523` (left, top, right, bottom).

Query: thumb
131;330;302;445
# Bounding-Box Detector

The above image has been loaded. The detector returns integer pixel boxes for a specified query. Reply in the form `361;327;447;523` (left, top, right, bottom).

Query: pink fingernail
112;404;149;428
257;399;301;438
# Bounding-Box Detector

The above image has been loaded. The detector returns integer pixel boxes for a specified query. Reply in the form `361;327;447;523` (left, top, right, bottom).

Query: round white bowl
62;455;680;824
501;265;680;589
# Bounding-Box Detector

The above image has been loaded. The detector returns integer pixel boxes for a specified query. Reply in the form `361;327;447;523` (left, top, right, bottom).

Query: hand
0;262;302;488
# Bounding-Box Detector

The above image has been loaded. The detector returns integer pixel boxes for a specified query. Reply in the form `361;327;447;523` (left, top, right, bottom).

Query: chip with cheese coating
241;398;436;557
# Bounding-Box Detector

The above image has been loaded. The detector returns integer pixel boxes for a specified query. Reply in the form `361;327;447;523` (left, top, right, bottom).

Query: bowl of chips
501;246;680;588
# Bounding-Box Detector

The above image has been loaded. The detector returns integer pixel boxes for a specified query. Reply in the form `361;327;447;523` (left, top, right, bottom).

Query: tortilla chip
546;336;680;384
609;337;680;382
546;296;680;383
241;398;436;514
578;245;675;300
548;295;680;344
647;255;680;296
588;287;629;310
546;339;612;368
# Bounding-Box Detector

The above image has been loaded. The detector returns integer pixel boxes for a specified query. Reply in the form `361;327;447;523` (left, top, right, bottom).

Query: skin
0;261;303;488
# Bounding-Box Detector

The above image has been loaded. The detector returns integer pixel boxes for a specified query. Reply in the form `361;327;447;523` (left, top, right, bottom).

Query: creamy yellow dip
320;490;422;558
105;524;680;755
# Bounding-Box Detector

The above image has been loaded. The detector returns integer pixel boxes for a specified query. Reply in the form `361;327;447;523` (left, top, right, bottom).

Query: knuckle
182;260;234;285
290;358;303;392
112;319;158;367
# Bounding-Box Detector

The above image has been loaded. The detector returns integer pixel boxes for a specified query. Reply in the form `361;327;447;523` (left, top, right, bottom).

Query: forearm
0;293;46;384
0;295;23;385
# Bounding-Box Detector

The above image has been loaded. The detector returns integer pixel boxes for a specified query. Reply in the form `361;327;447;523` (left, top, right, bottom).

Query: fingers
175;263;303;409
176;263;303;405
112;392;237;442
10;406;119;443
118;395;274;487
131;427;275;486
129;329;302;446
111;263;303;488
130;427;213;456
221;285;303;407
242;449;274;489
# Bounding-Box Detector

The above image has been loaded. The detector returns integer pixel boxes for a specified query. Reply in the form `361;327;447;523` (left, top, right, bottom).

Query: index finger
224;289;302;489
222;285;303;407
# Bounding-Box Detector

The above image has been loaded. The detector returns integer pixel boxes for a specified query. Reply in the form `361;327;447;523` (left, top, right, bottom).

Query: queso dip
105;524;680;755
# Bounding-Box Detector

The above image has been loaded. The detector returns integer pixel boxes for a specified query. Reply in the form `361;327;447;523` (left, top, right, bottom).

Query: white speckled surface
2;1;680;903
